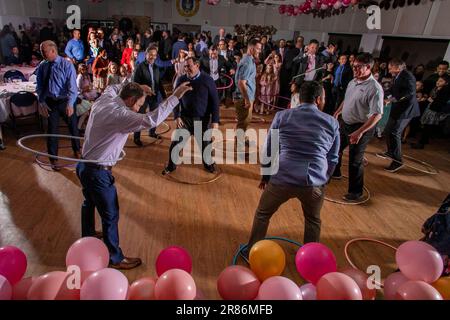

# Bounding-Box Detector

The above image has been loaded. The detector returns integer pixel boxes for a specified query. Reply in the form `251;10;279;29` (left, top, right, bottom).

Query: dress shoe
331;169;342;180
109;257;142;270
343;193;364;202
49;159;61;172
162;164;176;175
384;161;404;173
204;163;217;174
94;231;103;239
0;139;5;151
149;132;162;139
133;139;143;147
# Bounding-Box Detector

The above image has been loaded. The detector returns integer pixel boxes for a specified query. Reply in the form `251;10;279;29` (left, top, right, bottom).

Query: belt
84;162;113;171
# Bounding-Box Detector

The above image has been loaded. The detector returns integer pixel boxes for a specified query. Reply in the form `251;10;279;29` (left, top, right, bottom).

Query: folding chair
9;91;42;137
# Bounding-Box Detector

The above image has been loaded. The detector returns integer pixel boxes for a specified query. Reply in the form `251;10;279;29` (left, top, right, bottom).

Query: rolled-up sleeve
118;96;179;133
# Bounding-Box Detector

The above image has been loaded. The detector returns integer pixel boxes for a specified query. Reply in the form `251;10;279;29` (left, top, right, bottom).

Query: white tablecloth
0;82;37;123
0;66;36;82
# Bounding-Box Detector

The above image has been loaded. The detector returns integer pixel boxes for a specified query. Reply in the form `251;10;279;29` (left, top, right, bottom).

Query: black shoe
49;159;61;172
204;163;217;174
133;139;143;147
411;142;424;149
384;161;404;173
162;164;176;175
343;193;364;202
331;170;342;180
376;151;393;159
0;140;5;151
149;132;161;139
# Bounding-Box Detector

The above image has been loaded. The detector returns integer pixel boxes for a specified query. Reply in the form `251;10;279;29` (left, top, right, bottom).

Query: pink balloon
396;241;444;283
156;246;192;277
396;281;443;300
341;268;377;300
66;237;109;272
128;277;156;300
81;268;129;300
342;0;351;5
0;275;12;300
28;271;80;300
155;269;196;300
295;243;337;285
217;265;260;300
257;276;302;300
383;272;409;300
0;246;27;285
321;4;328;10
300;283;317;300
317;272;363;300
12;277;35;300
333;1;342;9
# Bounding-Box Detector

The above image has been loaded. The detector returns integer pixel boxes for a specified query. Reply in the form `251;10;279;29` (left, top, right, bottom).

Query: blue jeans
76;163;124;264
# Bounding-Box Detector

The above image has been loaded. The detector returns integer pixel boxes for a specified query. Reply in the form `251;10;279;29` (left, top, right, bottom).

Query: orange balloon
431;277;450;300
128;277;157;300
249;240;286;282
341;268;377;300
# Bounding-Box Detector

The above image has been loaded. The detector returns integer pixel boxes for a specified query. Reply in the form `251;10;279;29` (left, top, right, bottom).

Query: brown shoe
94;231;103;239
49;159;61;172
109;257;142;270
73;151;81;159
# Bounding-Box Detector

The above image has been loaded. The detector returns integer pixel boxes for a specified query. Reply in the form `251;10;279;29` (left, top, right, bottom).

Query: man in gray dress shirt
333;53;383;202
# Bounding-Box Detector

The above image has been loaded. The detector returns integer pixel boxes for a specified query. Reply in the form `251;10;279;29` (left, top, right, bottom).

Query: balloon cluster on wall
207;0;221;4
278;0;361;18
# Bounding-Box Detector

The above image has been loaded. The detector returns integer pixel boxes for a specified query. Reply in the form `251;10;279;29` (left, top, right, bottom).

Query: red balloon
156;246;192;277
295;243;337;285
0;246;27;285
12;277;35;300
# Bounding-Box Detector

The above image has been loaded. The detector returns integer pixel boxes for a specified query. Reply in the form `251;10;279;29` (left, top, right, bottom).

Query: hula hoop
344;238;398;288
125;122;171;148
35;155;77;168
17;134;126;164
216;74;234;91
341;157;369;167
374;152;438;175
162;165;223;185
257;95;291;111
211;139;259;155
325;175;371;205
232;236;303;265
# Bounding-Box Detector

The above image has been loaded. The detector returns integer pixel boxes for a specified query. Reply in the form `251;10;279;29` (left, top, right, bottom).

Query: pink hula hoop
216;73;234;91
344;238;398;288
257;94;291;110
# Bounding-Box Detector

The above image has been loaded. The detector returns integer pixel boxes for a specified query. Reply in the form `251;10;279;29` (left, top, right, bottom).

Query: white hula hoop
17;134;126;164
325;175;371;205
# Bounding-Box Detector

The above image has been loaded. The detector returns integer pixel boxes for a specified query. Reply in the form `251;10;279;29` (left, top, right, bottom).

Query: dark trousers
334;122;375;195
134;96;158;140
46;98;80;159
167;116;213;168
383;117;411;162
247;183;324;250
332;86;346;113
76;163;124;264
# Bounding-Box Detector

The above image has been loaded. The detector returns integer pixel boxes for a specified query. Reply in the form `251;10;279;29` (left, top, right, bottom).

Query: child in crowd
290;82;300;109
258;64;277;115
106;62;121;86
76;64;98;101
92;48;109;92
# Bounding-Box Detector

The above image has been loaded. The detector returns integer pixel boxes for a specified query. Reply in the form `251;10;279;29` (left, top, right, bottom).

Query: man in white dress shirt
76;81;191;269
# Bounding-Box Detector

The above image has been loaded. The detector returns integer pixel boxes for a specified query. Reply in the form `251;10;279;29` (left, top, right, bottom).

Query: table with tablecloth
0;82;38;123
0;66;37;82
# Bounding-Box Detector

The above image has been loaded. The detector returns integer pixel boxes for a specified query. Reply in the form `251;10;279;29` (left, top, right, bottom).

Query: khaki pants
247;183;324;250
234;99;253;132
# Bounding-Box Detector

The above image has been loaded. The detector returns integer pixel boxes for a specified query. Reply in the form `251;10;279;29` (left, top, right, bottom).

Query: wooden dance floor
0;107;449;299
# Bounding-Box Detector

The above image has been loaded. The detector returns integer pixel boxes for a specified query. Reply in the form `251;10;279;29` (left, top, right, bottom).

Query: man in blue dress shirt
37;40;80;171
64;29;85;64
245;81;340;251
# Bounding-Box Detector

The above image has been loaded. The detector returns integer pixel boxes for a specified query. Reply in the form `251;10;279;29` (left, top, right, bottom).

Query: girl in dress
258;64;277;115
174;49;188;86
106;62;121;86
121;38;134;73
76;64;98;101
92;48;109;92
129;49;140;75
290;82;300;109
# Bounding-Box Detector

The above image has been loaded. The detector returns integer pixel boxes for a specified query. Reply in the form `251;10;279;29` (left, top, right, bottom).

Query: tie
43;61;54;98
149;63;155;91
